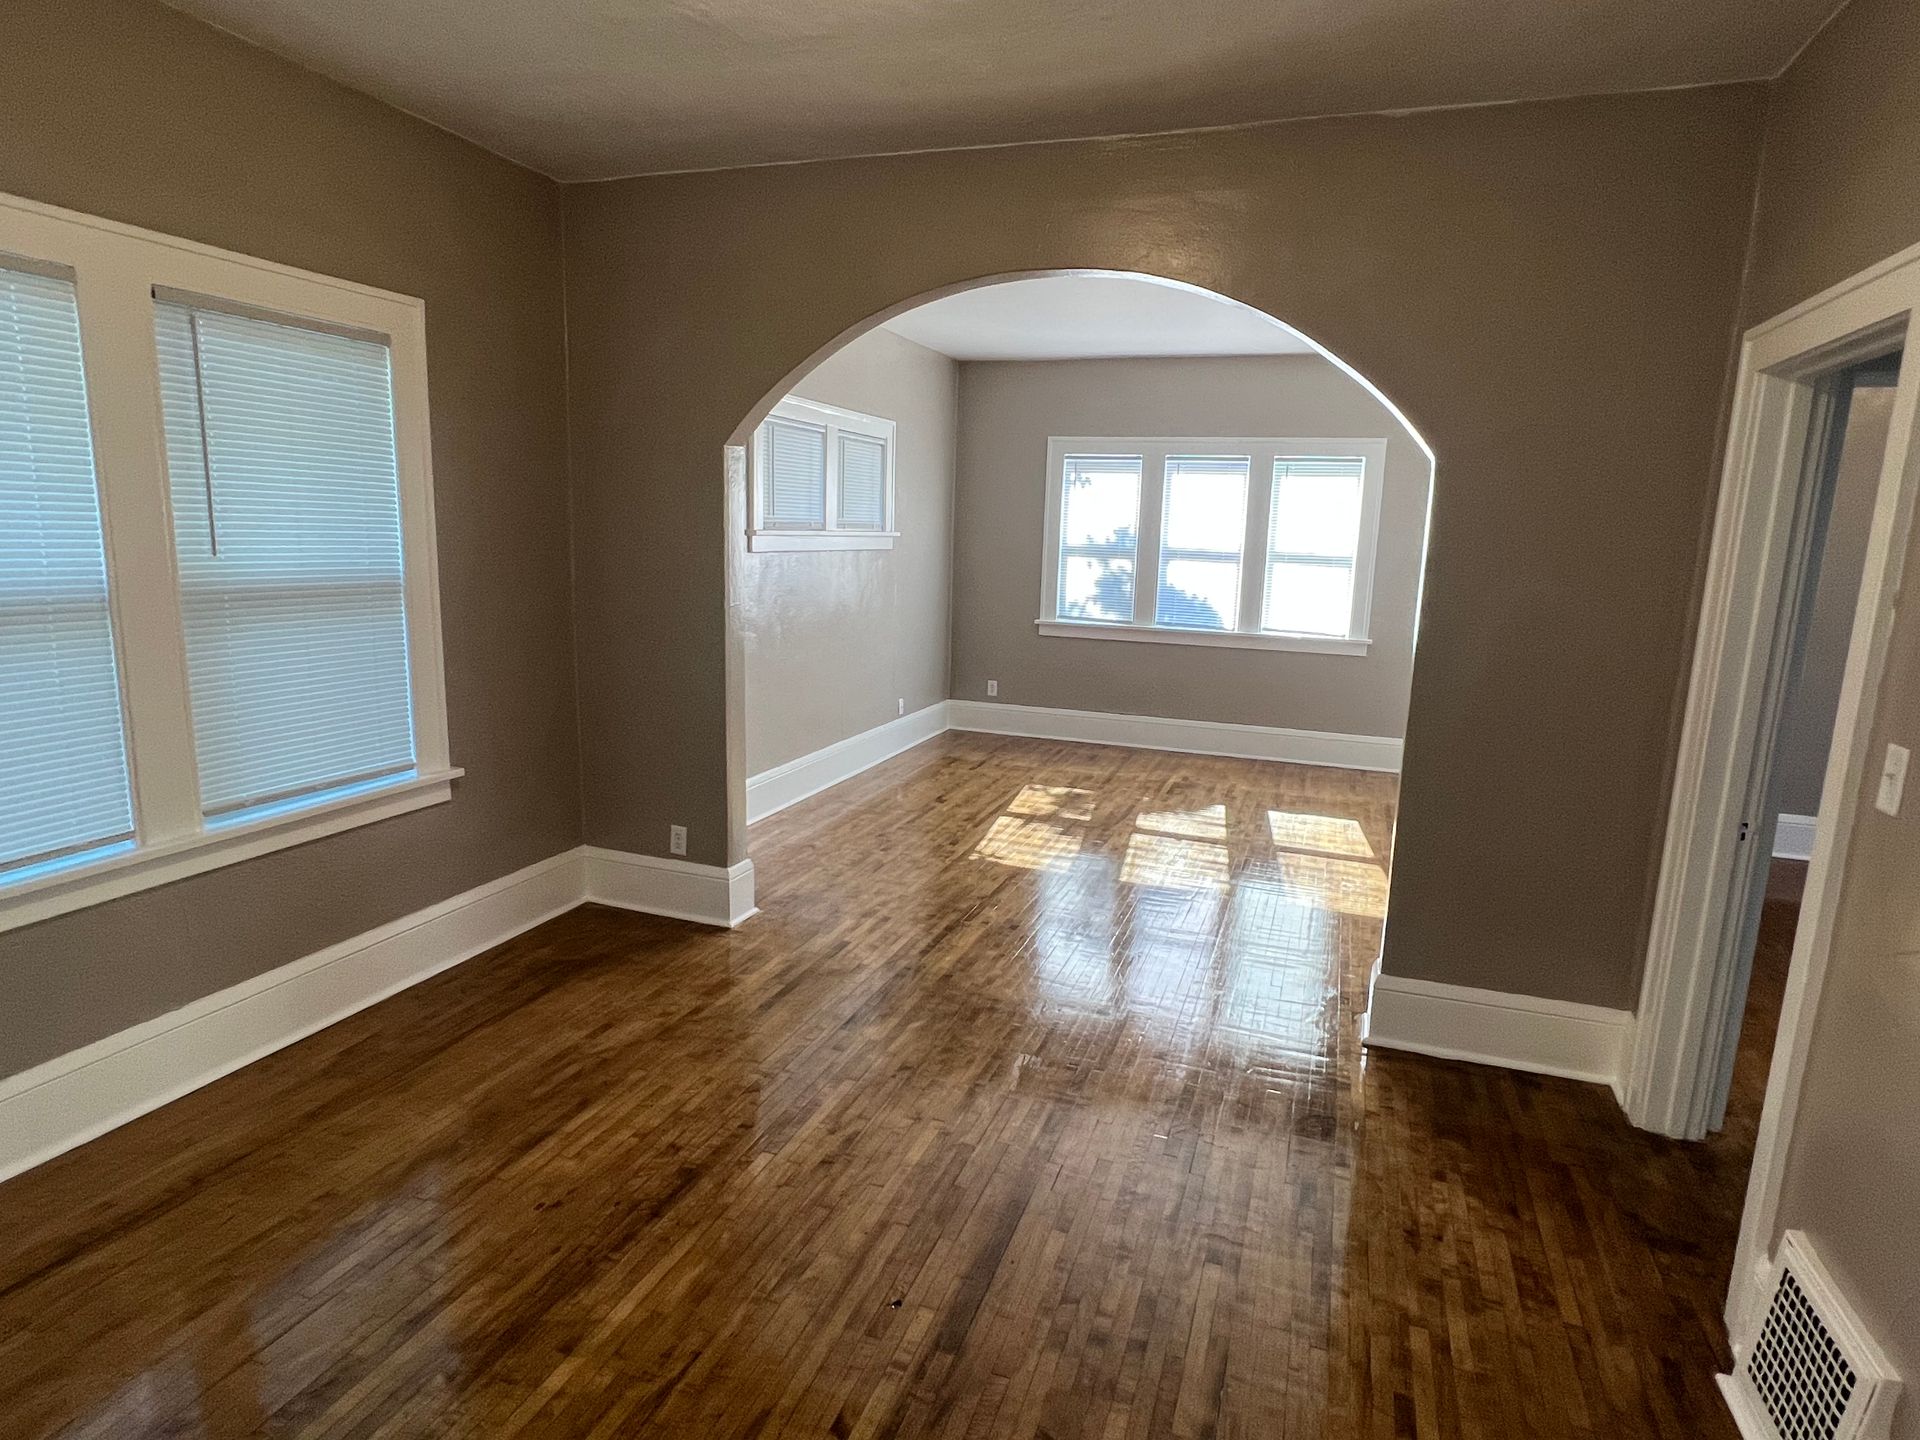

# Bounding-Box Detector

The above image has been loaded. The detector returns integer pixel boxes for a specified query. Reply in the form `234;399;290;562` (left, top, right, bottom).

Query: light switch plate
1876;744;1910;817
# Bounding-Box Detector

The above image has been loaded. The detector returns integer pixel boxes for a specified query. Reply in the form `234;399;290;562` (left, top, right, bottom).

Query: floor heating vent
1719;1231;1903;1440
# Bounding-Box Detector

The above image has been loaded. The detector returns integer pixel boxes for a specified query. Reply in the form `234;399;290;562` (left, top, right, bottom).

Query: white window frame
1036;435;1387;654
0;190;455;933
748;395;898;551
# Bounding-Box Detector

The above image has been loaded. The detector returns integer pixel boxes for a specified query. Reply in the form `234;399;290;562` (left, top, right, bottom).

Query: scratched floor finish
0;734;1775;1438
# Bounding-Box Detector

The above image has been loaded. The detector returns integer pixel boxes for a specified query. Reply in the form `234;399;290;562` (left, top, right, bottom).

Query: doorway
1703;353;1900;1135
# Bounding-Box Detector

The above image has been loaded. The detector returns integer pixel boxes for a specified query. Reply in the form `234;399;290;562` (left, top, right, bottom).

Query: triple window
749;396;897;551
0;192;450;930
1040;436;1386;652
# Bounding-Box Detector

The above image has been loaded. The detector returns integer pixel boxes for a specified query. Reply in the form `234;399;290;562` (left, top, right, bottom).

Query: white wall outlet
897;697;906;717
668;823;688;856
987;679;999;697
1876;743;1910;817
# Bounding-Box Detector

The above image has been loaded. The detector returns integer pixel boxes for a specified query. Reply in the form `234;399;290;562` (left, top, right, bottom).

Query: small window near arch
749;396;897;551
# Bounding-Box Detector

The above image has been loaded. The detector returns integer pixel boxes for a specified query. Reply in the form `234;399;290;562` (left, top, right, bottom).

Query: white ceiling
881;277;1316;361
160;0;1839;181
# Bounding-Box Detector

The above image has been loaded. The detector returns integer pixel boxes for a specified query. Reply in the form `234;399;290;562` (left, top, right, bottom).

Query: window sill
750;531;898;552
0;767;462;934
1034;620;1371;655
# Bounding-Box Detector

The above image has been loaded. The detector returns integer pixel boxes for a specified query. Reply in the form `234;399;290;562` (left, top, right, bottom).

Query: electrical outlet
987;679;999;697
897;697;906;717
1876;743;1910;817
669;823;688;856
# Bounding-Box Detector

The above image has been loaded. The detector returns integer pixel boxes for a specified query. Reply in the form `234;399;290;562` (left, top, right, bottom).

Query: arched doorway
721;267;1434;891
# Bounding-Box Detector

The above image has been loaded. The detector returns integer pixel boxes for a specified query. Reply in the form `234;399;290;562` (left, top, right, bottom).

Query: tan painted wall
949;355;1426;737
563;85;1764;1009
744;328;957;775
1746;0;1920;1419
0;0;579;1078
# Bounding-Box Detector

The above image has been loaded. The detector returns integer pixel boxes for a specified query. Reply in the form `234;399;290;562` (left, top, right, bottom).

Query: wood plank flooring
0;734;1782;1437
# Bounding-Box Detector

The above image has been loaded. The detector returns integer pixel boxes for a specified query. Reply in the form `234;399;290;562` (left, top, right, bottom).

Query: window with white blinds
838;432;886;530
0;191;451;932
1056;454;1143;623
0;263;134;877
750;395;896;550
155;300;416;819
1040;436;1385;652
761;416;827;529
1263;456;1367;637
1157;455;1249;631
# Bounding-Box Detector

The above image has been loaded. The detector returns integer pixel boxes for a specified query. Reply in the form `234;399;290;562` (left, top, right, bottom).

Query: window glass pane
1159;558;1241;630
1057;454;1140;622
155;302;415;818
1264;559;1354;636
1157;455;1248;630
1270;456;1364;557
0;265;135;874
838;432;885;529
1265;455;1365;635
762;417;826;528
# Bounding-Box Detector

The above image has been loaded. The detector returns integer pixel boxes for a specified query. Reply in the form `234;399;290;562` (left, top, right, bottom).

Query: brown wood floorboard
0;733;1786;1437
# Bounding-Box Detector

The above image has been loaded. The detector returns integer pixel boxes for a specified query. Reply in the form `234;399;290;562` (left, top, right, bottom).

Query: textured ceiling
163;0;1840;180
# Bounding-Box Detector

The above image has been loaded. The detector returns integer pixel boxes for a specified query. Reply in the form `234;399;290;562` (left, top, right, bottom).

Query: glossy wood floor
0;735;1790;1438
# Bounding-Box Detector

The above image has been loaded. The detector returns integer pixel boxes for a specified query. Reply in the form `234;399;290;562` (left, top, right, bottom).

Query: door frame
1625;239;1920;1324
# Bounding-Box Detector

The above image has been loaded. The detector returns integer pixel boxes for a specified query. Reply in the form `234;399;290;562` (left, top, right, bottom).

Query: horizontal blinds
1157;455;1248;631
1057;453;1141;623
1264;455;1364;636
762;417;826;528
838;432;886;529
155;300;415;817
0;266;135;872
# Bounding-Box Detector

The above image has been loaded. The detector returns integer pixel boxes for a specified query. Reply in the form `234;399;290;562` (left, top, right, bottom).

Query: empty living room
3;0;1919;1435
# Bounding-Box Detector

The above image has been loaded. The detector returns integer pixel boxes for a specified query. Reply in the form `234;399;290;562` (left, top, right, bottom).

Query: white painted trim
1772;812;1817;861
749;531;896;552
582;847;758;928
1364;973;1635;1095
1034;619;1370;655
747;702;950;823
1;770;461;933
0;850;584;1184
948;699;1401;772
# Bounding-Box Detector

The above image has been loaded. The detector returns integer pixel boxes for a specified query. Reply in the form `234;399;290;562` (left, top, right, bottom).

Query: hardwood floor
0;734;1783;1438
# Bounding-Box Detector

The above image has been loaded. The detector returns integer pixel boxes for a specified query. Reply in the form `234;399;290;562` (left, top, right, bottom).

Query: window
749;396;896;550
1056;454;1141;622
0;264;135;880
1038;436;1386;654
0;190;453;932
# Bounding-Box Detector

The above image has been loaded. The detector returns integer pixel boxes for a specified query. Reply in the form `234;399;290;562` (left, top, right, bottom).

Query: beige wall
744;327;957;775
563;85;1764;1009
950;355;1425;736
0;0;579;1078
1772;381;1892;820
1745;0;1920;1421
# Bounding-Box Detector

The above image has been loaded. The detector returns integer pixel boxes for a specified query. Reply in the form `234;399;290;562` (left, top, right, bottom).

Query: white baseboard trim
0;839;764;1184
747;702;951;823
582;847;757;928
1772;812;1817;861
947;700;1402;773
1364;972;1635;1095
0;850;586;1185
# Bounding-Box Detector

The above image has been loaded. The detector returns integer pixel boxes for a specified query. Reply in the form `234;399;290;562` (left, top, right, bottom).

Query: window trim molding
748;395;897;551
1038;435;1389;648
0;188;453;933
